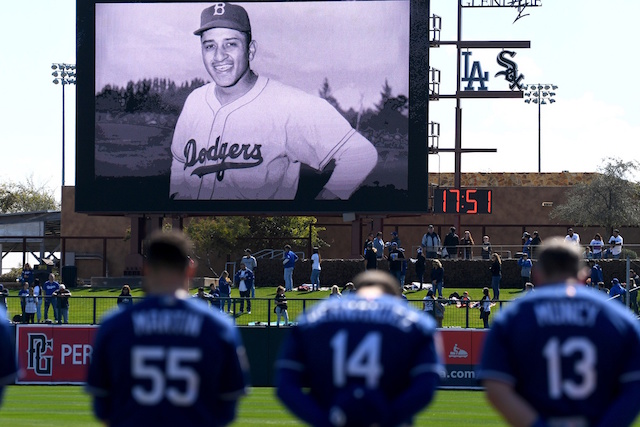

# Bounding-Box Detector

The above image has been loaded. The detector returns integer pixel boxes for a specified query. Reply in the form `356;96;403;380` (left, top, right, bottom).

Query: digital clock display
433;189;492;214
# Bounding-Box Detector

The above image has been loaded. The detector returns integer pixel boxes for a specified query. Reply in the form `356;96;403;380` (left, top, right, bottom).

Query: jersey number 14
330;330;383;388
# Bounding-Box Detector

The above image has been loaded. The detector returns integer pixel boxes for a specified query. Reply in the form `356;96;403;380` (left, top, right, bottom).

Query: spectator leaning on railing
53;284;72;324
608;229;623;259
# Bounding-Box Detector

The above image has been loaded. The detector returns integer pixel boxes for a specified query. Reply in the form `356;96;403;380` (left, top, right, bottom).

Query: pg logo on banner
16;325;98;384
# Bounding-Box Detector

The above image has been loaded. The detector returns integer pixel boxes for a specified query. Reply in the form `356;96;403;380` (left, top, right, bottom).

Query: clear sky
0;0;638;205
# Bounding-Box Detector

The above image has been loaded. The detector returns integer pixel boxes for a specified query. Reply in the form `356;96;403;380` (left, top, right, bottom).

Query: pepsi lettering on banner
495;50;524;90
461;52;489;91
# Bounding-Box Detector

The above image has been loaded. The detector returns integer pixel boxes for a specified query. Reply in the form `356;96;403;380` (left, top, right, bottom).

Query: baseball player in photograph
169;2;378;201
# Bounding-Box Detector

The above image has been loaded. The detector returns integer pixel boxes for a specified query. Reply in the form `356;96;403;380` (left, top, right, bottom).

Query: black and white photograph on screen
94;1;410;202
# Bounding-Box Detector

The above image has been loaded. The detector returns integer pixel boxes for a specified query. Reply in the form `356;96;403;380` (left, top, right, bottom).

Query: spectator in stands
19;263;34;286
234;263;254;314
373;232;385;259
241;249;258;298
209;282;222;311
388;242;404;285
442;227;459;259
460;291;471;307
53;284;71;324
609;278;626;304
193;286;213;308
218;271;232;313
517;253;533;291
608;229;624;259
18;282;29;321
399;248;408;287
389;231;401;251
564;228;580;245
32;278;43;323
597;281;608;294
590;260;604;287
310;247;321;291
431;259;444;298
490;253;502;301
329;285;341;298
434;296;445;328
275;286;289;326
364;241;377;271
342;282;356;295
421;225;441;259
24;287;37;324
629;277;638;315
283;245;298;292
481;235;492;260
522;232;532;257
363;233;374;254
461;230;474;259
0;285;7;312
589;233;605;259
117;284;133;308
480;287;491;328
414;248;426;289
530;231;542;259
43;273;60;322
423;290;435;319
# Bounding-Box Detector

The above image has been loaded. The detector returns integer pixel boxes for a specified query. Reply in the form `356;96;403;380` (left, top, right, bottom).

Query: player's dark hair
145;230;193;272
284;245;291;251
537;237;582;280
352;270;401;297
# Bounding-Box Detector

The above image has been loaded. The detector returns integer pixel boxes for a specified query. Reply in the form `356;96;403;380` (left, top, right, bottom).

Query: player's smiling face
201;28;255;89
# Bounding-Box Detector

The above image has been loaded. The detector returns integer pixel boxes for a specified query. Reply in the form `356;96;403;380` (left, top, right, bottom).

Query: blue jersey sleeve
0;313;17;406
85;320;115;421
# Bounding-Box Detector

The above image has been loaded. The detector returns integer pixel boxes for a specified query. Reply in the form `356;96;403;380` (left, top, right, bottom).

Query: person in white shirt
589;233;605;259
241;249;258;297
310;247;321;291
564;228;580;245
608;229;624;259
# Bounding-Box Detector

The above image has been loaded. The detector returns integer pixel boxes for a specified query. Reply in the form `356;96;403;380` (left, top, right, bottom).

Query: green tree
551;158;640;233
185;217;251;275
0;177;59;213
246;216;326;252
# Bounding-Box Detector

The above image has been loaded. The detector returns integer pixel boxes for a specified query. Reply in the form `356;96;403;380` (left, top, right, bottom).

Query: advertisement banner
439;328;488;389
15;325;98;384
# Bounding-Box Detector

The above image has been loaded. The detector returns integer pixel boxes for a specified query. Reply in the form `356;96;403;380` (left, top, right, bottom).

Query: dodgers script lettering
184;137;263;180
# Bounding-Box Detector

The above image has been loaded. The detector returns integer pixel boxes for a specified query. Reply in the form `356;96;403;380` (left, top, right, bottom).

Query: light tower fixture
51;63;77;188
523;83;558;173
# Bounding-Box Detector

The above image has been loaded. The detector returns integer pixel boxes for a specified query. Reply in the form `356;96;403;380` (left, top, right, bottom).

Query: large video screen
76;0;428;213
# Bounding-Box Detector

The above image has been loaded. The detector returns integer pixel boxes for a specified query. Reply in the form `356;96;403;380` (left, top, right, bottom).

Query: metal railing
3;289;638;328
0;295;505;328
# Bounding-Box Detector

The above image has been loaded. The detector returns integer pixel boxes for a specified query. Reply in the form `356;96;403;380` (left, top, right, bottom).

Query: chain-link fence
2;295;514;328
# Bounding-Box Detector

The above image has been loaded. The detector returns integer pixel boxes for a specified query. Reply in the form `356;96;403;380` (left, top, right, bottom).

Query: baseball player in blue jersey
276;270;444;427
170;2;378;201
86;231;249;426
0;307;18;407
480;238;640;427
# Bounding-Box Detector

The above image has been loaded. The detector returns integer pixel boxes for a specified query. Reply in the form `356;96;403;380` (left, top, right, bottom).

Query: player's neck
215;71;258;106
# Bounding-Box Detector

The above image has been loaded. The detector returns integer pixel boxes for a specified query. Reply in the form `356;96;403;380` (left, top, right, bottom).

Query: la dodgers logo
461;52;489;91
27;333;53;376
183;137;263;181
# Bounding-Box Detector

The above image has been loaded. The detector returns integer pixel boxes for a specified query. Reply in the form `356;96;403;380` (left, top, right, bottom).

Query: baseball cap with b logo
194;3;252;36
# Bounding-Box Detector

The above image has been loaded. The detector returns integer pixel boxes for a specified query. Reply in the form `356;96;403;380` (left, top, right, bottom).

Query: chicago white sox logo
212;3;226;16
27;333;53;376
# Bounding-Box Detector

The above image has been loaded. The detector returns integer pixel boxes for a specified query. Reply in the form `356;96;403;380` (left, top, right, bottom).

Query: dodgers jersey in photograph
276;295;443;425
86;295;249;427
170;76;375;200
0;308;18;405
480;285;640;425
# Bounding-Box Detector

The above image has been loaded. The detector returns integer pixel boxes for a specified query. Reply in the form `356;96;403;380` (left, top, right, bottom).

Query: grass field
4;386;639;426
3;286;523;328
0;385;507;426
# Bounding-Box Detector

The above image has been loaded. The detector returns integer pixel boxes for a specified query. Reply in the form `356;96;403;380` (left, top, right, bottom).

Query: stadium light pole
51;63;77;188
524;84;557;173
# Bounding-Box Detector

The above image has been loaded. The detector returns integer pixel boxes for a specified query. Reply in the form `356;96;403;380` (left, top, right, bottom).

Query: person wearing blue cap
610;278;626;303
170;3;378;201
